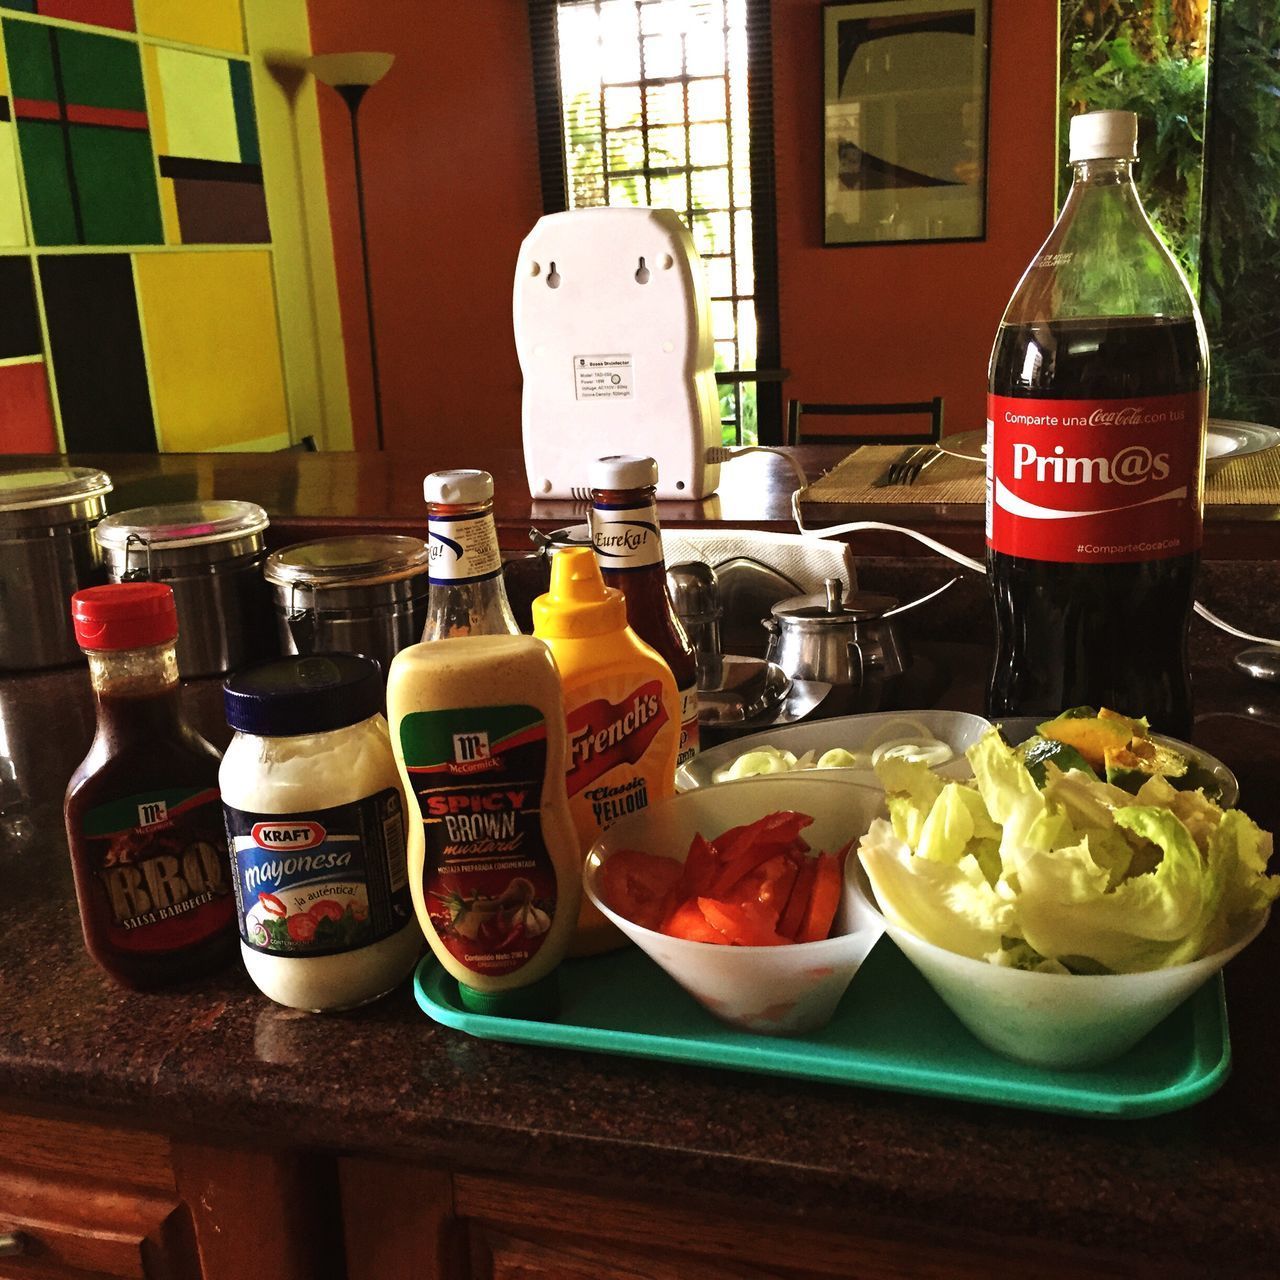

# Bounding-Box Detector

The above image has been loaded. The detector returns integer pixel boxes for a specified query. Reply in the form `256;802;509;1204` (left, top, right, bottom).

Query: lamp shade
304;52;394;89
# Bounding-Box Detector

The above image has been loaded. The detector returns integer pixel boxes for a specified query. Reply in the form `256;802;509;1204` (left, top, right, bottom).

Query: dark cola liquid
987;315;1204;738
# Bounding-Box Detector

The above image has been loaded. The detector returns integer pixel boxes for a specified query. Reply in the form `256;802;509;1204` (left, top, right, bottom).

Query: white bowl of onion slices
677;711;994;792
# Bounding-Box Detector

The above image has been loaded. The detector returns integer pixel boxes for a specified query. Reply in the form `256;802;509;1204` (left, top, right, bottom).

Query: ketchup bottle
63;583;235;988
588;456;698;766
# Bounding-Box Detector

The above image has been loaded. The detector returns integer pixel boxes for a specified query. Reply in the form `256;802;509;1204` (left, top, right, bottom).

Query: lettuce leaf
856;727;1277;974
858;818;1015;960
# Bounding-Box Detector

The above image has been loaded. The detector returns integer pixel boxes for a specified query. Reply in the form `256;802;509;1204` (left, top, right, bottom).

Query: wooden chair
786;396;943;446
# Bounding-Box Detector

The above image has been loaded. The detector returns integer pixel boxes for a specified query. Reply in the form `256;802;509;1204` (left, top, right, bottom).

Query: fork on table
872;445;942;487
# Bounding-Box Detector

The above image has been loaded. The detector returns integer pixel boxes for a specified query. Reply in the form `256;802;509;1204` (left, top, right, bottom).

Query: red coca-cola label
566;680;669;797
986;392;1205;563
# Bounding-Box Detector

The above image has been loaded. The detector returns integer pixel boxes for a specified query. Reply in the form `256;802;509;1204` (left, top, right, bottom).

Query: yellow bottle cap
531;546;628;639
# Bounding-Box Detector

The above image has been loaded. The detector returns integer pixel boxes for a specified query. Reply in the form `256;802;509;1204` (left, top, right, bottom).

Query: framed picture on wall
823;0;991;247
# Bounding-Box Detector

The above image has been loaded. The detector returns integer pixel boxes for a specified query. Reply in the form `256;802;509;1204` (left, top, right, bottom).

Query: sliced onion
870;737;953;767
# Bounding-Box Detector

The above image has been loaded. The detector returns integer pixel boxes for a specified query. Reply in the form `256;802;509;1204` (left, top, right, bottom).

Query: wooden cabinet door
0;1116;199;1280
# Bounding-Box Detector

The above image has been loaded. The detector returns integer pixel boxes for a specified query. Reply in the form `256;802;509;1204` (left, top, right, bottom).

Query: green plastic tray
413;938;1232;1118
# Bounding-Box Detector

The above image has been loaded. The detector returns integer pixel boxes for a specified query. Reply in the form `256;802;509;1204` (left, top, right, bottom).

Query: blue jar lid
224;653;383;736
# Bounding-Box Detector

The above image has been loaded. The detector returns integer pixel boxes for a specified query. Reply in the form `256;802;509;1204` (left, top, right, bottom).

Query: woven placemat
800;443;1280;506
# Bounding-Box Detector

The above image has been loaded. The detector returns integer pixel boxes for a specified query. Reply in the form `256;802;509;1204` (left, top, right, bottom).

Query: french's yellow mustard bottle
532;547;679;955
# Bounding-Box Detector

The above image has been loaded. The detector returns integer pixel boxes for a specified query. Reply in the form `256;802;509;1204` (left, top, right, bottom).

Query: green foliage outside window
1060;0;1280;423
1058;0;1209;288
1199;0;1280;423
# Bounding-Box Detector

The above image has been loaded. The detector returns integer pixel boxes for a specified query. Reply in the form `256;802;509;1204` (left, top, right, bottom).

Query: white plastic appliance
513;207;721;500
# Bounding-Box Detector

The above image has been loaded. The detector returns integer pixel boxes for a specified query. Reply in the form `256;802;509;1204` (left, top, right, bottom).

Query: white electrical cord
707;444;984;572
709;444;1280;641
1193;602;1280;647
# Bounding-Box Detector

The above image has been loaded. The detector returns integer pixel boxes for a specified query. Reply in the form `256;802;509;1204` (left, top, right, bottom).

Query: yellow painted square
135;251;289;451
141;46;169;155
137;0;245;54
0;124;27;247
155;46;240;163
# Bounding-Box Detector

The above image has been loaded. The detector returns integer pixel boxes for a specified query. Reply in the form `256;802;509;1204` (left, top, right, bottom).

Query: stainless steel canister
0;467;113;671
95;500;272;678
263;535;431;676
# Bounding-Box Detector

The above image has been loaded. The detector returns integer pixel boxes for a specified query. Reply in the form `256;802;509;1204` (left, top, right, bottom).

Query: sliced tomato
798;852;844;943
698;898;789;947
664;898;730;944
598;849;683;930
777;856;818;941
287;912;318;943
309;899;345;923
674;832;720;902
725;853;797;909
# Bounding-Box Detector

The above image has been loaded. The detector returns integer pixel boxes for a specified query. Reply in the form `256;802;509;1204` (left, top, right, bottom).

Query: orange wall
308;0;544;453
773;0;1059;436
309;0;1058;452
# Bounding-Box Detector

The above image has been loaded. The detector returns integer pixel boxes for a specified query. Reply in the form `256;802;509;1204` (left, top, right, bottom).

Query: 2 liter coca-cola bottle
986;110;1208;738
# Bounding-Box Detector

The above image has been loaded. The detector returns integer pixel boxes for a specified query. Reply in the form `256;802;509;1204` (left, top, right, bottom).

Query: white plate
940;420;1280;473
676;709;993;791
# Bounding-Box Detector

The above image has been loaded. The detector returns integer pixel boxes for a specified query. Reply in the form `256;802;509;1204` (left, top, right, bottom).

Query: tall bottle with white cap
421;470;521;641
588;455;698;766
986;109;1207;737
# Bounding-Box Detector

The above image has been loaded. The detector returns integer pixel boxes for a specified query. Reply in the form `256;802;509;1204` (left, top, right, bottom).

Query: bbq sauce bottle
63;583;235;988
588;456;699;767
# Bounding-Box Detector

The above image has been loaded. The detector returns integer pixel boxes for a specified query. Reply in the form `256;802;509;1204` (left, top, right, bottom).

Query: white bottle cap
589;455;659;491
423;469;493;505
1068;110;1138;163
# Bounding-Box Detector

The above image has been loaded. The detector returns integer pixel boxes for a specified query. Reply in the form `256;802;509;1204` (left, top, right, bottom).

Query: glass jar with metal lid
0;466;112;670
264;534;430;677
94;500;272;678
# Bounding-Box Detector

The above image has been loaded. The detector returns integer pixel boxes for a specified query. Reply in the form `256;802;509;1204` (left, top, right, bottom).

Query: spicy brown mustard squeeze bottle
588;455;699;768
63;583;235;988
532;547;679;956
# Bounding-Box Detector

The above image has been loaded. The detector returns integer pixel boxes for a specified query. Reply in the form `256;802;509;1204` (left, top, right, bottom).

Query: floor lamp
305;52;395;451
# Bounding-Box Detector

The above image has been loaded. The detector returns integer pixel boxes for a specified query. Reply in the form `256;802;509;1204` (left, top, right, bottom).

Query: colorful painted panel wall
0;0;290;452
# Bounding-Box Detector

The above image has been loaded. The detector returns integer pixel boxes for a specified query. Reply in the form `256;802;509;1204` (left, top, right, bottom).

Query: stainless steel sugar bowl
264;534;431;676
0;466;112;670
95;500;272;677
764;578;866;716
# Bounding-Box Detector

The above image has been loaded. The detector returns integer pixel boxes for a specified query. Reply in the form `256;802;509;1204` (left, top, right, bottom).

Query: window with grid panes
529;0;781;444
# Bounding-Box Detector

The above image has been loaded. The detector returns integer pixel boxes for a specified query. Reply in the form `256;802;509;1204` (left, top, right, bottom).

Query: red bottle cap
71;583;179;651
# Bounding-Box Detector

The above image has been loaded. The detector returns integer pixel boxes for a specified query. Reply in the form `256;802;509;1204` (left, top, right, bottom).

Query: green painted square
15;119;76;244
228;59;258;166
69;126;162;244
55;27;146;111
3;18;56;101
0;3;38;15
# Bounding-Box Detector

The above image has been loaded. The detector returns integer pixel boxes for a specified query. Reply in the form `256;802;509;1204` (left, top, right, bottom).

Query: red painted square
0;361;58;454
38;1;136;33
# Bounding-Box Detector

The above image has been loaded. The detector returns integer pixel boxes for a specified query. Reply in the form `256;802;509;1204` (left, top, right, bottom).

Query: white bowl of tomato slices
583;777;886;1035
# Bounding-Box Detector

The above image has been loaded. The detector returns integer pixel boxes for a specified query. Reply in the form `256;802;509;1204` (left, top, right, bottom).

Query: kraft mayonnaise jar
386;634;580;1018
220;655;423;1012
532;547;679;956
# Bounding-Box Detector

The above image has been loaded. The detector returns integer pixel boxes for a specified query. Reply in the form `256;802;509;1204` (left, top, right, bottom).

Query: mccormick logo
448;729;501;775
137;799;168;828
251;821;326;850
566;681;668;796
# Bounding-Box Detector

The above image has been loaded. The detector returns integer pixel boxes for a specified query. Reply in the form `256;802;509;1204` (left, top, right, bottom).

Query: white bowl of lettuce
856;730;1278;1070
